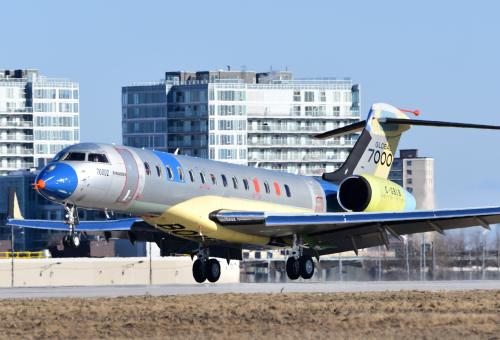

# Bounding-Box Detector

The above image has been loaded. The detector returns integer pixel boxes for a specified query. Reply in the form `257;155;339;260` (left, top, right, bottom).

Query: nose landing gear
62;203;81;249
192;246;222;283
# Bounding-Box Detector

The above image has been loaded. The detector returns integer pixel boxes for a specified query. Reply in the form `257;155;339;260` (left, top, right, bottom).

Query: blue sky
3;0;500;208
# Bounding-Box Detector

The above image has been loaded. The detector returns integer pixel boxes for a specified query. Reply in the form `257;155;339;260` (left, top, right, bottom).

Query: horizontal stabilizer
6;217;141;231
379;118;500;130
313;120;366;139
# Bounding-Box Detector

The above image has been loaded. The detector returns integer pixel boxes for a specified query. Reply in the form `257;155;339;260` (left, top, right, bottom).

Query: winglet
8;189;23;220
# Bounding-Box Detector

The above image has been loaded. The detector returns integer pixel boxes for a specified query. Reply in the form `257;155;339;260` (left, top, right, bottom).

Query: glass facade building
0;69;80;175
122;70;360;175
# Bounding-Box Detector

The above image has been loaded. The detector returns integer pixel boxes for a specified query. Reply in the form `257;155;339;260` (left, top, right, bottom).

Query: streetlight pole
10;224;14;287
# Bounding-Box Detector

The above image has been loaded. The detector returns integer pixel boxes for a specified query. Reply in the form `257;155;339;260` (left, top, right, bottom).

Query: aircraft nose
35;163;78;201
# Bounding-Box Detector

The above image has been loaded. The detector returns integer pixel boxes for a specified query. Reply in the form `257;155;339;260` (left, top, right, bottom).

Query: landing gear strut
285;234;315;280
63;203;81;248
192;246;221;283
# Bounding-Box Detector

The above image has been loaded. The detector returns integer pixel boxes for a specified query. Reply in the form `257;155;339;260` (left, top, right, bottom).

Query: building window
221;174;228;187
293;91;301;102
284;184;291;197
243;178;249;191
144;162;151;175
188;170;195;182
264;181;270;194
156;165;162;177
178;168;184;181
232;177;238;189
304;91;314;102
166;166;173;180
320;91;326;102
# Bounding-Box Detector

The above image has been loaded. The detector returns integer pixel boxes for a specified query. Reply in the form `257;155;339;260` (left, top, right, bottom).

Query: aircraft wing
6;217;141;231
211;206;500;254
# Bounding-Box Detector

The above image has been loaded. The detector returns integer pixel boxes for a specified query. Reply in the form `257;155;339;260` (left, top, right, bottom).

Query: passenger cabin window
253;178;260;193
243;178;249;191
210;174;217;185
178;168;185;181
274;181;281;196
89;153;108;163
284;184;291;197
155;165;162;177
166;166;173;180
264;181;270;194
188;170;195;182
200;172;206;184
221;174;228;187
232;177;238;189
64;152;86;161
144;162;151;175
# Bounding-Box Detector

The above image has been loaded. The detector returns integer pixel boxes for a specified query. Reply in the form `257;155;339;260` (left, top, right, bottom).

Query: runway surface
0;280;498;299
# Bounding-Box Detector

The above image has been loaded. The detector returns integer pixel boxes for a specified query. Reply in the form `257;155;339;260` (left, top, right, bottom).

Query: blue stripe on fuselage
314;177;338;197
153;151;183;182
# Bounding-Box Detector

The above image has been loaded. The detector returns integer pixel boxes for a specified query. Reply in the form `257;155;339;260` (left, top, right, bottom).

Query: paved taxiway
0;280;498;299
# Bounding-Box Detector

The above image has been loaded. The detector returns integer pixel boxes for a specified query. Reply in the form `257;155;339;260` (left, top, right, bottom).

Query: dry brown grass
0;290;499;339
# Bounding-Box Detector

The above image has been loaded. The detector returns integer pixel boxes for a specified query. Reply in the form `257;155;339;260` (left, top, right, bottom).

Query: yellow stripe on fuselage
144;196;312;246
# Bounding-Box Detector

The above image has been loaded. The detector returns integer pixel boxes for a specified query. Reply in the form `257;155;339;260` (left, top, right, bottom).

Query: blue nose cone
35;163;78;201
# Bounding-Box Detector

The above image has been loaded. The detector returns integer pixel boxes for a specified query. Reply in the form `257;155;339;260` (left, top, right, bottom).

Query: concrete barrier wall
0;257;240;287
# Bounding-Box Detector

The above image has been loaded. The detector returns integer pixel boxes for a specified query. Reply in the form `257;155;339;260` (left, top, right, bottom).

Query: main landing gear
285;234;315;280
62;203;81;249
192;246;221;283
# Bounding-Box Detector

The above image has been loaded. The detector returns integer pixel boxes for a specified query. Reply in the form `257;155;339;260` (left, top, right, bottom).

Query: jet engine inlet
337;176;371;212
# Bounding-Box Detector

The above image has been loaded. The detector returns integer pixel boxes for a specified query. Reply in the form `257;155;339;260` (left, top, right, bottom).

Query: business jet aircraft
8;103;500;283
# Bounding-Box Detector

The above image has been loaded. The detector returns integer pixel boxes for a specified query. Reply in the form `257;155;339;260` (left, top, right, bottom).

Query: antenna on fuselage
254;162;260;168
174;148;180;155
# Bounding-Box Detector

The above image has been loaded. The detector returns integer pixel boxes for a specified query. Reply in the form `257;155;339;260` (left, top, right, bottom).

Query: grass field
2;290;499;339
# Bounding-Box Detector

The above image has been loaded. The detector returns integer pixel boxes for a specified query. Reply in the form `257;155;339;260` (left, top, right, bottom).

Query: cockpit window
63;152;86;161
88;153;108;163
52;150;67;162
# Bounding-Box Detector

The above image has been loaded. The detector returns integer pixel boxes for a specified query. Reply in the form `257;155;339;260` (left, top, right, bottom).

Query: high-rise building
0;69;80;175
389;149;435;209
122;70;360;176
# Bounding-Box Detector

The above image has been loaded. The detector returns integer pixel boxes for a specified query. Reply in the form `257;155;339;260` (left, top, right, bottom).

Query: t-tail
316;102;500;184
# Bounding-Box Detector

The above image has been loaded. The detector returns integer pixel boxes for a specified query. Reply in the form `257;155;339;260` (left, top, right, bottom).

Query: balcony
248;154;345;162
0;162;35;170
247;139;356;148
0;134;34;142
0;148;33;156
0;121;33;128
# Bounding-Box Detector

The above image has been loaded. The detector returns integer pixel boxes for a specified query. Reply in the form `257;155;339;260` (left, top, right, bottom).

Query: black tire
62;235;69;247
206;259;221;283
299;256;315;279
286;257;300;280
192;259;207;283
70;234;80;248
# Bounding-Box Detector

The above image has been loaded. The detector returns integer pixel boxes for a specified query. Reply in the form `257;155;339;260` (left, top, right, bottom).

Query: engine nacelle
337;174;416;212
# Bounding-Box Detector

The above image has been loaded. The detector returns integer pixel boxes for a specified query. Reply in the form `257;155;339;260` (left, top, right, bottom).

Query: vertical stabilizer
319;103;412;183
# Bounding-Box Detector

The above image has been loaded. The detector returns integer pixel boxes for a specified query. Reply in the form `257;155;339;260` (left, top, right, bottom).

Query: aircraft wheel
206;259;221;283
192;259;207;283
62;235;70;247
299;256;315;279
286;257;300;280
69;234;80;248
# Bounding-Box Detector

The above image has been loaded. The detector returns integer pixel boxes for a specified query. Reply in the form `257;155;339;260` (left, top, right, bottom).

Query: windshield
63;152;86;161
